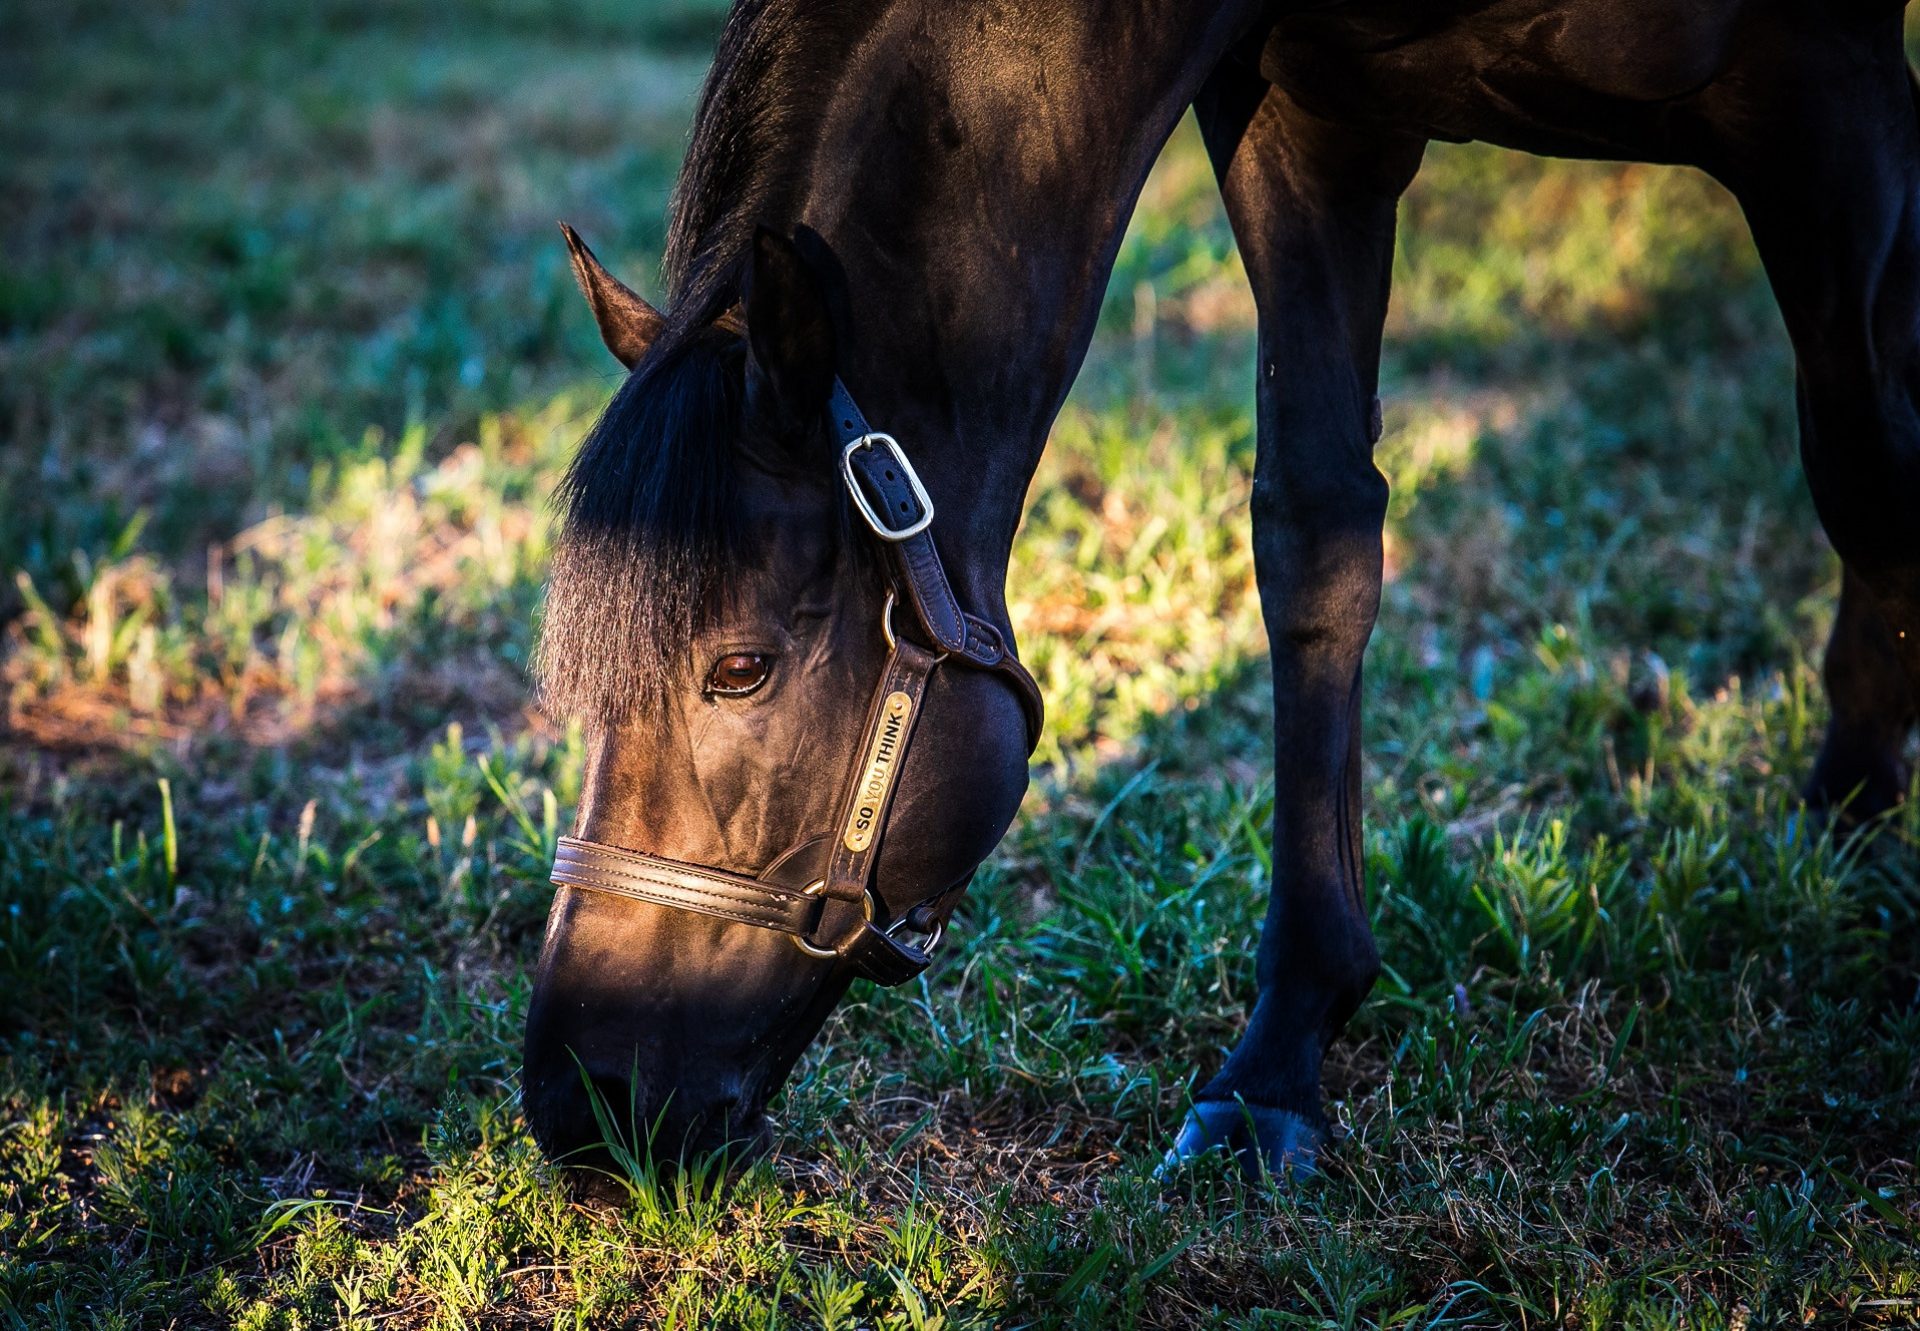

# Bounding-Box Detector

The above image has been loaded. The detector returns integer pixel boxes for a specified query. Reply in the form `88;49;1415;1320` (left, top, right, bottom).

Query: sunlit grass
4;2;1918;1328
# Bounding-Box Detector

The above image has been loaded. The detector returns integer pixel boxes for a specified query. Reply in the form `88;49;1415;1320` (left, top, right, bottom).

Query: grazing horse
522;0;1920;1177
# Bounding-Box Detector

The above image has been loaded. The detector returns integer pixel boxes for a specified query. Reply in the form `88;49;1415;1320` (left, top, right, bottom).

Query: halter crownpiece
548;378;1043;986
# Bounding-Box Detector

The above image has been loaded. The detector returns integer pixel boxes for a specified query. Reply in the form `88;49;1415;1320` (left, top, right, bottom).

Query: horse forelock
536;325;747;723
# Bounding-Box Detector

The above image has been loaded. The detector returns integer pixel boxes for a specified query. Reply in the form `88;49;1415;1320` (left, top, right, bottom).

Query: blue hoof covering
1155;1101;1325;1183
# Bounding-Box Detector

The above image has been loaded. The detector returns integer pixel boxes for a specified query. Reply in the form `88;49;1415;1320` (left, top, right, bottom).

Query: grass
3;2;1918;1326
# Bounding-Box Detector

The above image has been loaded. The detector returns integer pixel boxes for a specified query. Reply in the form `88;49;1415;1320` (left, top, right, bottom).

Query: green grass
4;3;1918;1327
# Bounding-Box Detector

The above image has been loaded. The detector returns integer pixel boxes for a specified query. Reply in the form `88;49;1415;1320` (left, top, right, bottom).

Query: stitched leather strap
553;831;933;986
552;836;820;935
830;378;1046;748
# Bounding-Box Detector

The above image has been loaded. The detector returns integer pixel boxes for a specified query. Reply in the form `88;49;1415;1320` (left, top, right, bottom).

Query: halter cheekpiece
549;379;1043;986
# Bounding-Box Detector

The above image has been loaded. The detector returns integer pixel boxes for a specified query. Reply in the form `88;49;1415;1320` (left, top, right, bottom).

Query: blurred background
2;2;1914;1327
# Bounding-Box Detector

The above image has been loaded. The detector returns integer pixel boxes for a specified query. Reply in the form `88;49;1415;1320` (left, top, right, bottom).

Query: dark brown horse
523;0;1920;1178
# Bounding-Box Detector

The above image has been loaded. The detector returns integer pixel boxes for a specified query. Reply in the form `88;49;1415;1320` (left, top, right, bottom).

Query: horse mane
662;0;882;312
536;0;886;722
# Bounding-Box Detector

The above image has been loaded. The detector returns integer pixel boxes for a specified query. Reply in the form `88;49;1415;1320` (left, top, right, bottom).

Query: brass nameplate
843;690;914;852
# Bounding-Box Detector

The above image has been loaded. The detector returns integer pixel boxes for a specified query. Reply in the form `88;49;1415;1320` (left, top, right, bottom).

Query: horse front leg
1169;64;1425;1177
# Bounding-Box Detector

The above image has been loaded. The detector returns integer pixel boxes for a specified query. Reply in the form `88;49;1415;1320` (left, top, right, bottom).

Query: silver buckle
841;433;934;540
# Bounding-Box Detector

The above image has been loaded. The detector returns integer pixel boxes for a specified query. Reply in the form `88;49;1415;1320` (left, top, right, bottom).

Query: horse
522;0;1920;1179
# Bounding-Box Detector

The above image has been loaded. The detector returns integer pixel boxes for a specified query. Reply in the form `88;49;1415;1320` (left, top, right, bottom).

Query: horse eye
705;652;773;697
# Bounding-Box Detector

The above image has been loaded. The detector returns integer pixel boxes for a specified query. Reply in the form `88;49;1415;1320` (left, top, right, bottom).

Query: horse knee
1249;459;1388;635
1250;445;1387;531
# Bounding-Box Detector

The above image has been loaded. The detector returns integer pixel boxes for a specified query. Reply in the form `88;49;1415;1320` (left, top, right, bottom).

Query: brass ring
790;881;872;960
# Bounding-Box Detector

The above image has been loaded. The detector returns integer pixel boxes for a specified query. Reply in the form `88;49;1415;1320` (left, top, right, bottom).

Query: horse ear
743;225;836;435
560;223;663;369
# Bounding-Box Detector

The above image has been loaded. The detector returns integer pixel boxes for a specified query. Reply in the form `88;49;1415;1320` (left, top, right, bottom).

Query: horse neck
786;1;1252;612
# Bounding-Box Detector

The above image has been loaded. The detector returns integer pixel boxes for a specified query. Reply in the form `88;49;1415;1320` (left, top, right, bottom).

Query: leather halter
549;379;1043;987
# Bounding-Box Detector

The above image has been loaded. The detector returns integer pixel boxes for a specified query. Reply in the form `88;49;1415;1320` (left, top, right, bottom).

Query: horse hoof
1154;1100;1324;1184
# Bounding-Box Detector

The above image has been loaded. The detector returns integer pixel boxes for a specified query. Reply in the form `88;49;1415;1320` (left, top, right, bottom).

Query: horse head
520;226;1036;1171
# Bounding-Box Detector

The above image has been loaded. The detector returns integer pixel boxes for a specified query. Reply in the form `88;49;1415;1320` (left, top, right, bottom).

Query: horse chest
1261;0;1751;159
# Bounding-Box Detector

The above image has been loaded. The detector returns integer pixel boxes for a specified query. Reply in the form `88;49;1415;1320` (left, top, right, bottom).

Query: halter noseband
549;379;1044;987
